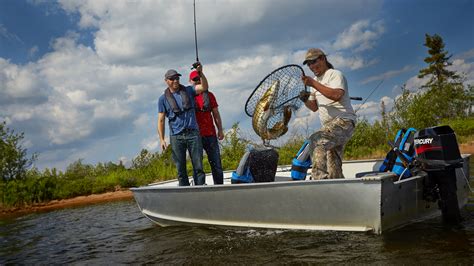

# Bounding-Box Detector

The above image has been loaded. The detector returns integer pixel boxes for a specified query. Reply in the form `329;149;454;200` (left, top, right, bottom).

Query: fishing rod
192;0;200;69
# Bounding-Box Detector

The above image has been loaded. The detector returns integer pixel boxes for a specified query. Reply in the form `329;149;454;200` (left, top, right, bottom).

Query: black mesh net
245;64;307;141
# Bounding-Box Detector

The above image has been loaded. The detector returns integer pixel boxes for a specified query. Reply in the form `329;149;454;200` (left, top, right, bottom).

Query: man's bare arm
157;112;167;151
212;107;224;140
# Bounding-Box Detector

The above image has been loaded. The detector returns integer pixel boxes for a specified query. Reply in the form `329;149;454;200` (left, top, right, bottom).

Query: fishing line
354;79;384;113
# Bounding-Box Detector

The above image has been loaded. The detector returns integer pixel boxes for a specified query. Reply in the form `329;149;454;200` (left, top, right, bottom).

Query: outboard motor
414;125;464;224
231;147;279;183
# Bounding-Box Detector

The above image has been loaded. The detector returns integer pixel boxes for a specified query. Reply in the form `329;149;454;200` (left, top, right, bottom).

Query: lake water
1;163;473;264
1;199;473;264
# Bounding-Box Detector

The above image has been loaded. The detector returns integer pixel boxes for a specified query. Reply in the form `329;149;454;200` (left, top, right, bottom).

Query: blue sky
1;0;473;170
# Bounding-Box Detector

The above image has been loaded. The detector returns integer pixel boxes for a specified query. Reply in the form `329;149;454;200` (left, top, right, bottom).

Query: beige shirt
308;69;356;125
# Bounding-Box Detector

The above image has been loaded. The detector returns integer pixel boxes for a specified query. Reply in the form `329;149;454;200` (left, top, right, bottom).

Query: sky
1;0;473;171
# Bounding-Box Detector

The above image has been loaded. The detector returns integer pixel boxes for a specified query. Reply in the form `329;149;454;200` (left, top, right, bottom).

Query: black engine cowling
414;125;463;224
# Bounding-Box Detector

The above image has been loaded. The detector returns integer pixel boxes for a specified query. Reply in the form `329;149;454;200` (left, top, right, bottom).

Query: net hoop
245;64;307;117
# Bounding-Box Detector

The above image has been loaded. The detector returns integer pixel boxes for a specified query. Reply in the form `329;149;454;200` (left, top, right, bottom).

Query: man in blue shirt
157;63;208;186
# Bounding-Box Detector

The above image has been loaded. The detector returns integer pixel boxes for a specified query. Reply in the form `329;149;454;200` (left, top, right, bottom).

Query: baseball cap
164;69;182;79
189;70;200;80
303;48;326;65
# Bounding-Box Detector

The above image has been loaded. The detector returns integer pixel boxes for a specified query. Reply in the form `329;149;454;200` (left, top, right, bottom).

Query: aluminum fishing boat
131;154;471;234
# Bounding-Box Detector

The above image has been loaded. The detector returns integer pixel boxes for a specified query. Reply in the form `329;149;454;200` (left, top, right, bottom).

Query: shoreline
0;190;134;219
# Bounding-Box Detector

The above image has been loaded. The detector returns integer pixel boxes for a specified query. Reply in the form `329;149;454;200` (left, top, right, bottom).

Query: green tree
132;149;154;169
418;33;461;89
64;159;93;179
0;121;36;181
390;34;471;129
380;100;390;136
220;123;250;170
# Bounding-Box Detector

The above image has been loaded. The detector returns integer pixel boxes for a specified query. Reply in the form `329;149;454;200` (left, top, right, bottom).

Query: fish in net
245;64;308;142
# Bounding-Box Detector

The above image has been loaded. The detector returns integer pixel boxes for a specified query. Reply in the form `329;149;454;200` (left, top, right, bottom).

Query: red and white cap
189;70;200;80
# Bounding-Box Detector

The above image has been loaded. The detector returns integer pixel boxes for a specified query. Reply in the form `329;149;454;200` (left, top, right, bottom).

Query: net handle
245;64;307;117
273;95;300;110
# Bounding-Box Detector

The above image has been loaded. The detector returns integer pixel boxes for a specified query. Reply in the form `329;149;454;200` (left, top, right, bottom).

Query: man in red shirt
190;70;224;184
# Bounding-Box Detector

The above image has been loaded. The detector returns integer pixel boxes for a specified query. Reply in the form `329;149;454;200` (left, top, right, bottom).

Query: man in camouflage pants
300;48;356;179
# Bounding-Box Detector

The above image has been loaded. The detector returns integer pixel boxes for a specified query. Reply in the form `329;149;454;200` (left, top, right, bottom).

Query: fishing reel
192;61;201;70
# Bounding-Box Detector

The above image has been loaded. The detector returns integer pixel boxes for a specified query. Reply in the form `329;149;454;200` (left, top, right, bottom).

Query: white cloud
289;107;321;136
141;136;159;152
450;58;474;85
126;84;156;103
3;0;421;170
328;53;369;70
404;74;430;91
133;113;152;129
351;96;394;123
11;110;34;122
1;34;152;148
0;59;45;100
66;90;89;106
55;1;381;66
332;20;385;52
380;96;394;111
355;100;377;117
45;97;93;145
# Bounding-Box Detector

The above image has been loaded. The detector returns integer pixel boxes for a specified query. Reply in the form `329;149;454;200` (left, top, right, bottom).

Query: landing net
245;64;307;140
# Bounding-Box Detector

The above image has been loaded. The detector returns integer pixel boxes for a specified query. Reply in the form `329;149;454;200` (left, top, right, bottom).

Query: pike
252;80;292;141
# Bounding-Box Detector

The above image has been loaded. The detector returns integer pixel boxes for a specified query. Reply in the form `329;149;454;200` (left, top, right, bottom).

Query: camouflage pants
309;118;355;180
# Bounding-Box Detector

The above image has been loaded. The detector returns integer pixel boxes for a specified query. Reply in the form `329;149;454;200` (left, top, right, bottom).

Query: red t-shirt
194;91;218;136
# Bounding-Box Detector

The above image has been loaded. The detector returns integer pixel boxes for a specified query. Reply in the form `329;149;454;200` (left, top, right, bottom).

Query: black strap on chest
165;85;192;114
197;91;211;112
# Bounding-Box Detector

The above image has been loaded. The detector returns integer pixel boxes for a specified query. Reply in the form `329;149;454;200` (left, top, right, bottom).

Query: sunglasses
306;56;323;66
192;77;200;82
168;76;180;81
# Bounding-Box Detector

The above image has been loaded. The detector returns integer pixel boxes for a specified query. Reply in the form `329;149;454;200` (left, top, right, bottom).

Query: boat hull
131;156;471;234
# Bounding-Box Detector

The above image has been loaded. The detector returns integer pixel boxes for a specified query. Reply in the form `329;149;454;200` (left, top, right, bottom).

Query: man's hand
217;130;224;140
193;62;202;72
160;139;168;152
299;91;311;103
301;75;314;87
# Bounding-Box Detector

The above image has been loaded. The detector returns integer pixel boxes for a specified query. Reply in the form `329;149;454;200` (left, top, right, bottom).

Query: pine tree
418;33;461;89
414;33;470;121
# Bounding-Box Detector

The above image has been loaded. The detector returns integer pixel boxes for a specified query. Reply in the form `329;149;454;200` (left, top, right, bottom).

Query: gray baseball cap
164;69;182;79
303;48;326;65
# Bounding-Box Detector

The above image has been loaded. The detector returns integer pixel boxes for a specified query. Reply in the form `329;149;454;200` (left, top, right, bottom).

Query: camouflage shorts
309;118;355;180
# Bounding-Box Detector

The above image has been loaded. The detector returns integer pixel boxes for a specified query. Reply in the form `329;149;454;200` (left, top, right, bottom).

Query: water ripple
1;199;474;264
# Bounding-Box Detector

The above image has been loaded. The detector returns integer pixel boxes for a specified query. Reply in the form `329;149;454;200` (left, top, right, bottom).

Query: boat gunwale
130;154;470;192
130;172;396;192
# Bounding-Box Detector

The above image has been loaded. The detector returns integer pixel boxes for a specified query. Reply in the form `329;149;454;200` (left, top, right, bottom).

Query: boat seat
356;128;417;180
